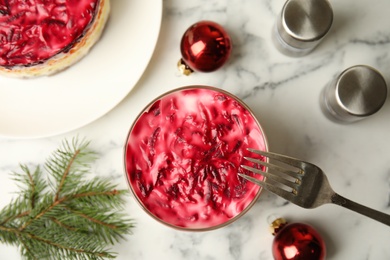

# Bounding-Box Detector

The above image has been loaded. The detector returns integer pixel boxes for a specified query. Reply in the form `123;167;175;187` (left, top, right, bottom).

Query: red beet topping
125;87;267;229
0;0;98;66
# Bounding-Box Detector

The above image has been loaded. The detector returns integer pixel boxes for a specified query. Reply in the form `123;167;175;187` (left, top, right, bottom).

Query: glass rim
122;85;269;231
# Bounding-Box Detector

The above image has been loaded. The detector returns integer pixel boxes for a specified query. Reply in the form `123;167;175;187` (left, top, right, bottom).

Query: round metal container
273;0;333;56
320;65;388;123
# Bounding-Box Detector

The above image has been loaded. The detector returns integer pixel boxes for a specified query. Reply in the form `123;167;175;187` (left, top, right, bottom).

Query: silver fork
239;148;390;226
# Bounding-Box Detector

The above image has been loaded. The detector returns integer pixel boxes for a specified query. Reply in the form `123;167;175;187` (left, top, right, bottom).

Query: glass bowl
124;86;268;231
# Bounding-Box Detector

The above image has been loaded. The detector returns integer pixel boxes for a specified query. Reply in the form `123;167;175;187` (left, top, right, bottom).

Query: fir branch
0;137;134;260
54;148;78;201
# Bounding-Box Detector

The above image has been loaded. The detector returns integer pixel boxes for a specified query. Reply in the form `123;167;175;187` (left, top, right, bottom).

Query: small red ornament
178;20;232;75
270;218;326;260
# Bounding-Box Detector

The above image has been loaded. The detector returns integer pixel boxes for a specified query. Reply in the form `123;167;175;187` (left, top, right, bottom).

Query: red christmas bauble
272;219;326;260
179;20;232;74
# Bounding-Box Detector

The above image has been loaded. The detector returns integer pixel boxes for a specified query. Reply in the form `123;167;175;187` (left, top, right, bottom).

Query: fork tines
239;148;304;199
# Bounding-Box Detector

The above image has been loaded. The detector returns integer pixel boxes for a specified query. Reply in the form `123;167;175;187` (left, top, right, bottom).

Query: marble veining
1;0;390;259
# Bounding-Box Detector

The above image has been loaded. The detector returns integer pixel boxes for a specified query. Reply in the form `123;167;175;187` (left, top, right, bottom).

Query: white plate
0;0;162;139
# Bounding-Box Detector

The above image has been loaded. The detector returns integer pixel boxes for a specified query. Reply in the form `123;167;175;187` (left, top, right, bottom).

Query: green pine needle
0;138;135;260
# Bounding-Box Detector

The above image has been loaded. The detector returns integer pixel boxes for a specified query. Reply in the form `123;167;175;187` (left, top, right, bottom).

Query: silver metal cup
273;0;333;57
320;65;388;123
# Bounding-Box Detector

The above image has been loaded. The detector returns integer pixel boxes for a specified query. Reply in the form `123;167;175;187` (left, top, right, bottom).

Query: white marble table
1;0;390;259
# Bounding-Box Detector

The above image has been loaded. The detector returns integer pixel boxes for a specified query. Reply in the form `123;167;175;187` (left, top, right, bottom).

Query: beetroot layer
0;0;98;66
125;87;267;229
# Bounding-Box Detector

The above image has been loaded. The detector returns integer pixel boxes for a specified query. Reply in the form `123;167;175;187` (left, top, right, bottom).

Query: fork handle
332;193;390;226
